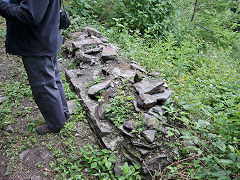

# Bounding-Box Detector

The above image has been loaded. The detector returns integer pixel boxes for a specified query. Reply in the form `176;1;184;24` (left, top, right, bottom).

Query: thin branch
196;23;212;32
161;155;199;179
143;161;153;178
191;0;198;22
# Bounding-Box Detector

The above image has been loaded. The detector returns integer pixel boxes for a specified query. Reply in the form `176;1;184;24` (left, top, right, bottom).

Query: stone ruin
64;27;182;178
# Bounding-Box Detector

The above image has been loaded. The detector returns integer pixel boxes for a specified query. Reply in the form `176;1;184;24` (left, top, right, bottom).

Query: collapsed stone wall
64;27;183;178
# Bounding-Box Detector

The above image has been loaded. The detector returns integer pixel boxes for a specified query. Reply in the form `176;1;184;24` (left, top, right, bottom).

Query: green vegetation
105;88;135;128
1;0;240;179
63;0;240;178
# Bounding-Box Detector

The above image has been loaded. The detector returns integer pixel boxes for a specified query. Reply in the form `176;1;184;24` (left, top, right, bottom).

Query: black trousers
22;55;70;131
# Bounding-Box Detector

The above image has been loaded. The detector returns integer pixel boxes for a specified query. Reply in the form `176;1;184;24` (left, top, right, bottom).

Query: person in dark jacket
0;0;70;135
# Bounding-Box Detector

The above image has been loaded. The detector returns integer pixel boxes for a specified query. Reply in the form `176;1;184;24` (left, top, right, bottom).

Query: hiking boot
36;124;60;135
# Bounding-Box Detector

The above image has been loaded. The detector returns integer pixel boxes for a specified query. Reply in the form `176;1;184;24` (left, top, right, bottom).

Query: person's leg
52;55;70;120
22;55;68;133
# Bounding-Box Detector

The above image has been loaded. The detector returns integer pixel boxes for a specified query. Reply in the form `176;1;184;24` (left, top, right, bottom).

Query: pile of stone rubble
65;27;182;177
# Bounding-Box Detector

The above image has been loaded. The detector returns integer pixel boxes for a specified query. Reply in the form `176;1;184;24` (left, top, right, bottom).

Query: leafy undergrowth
0;26;142;179
1;0;240;178
62;0;240;177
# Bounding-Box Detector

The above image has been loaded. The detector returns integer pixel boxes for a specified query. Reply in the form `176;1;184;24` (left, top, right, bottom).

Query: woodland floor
0;35;97;179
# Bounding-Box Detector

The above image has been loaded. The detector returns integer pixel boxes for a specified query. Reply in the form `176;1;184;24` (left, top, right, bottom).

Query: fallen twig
161;155;199;179
143;161;153;178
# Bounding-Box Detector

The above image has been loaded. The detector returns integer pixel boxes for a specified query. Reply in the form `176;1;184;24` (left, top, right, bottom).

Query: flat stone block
142;130;156;143
88;80;111;97
82;27;102;38
67;100;77;115
134;78;165;95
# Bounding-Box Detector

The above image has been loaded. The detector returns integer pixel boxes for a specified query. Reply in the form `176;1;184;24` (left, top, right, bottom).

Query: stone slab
143;113;160;130
119;125;134;138
72;39;103;49
102;46;117;60
82;27;102;38
123;121;137;131
130;63;147;74
0;96;6;105
138;90;173;109
67;100;77;115
88;80;111;97
142;130;156;143
96;119;113;136
152;90;173;101
134;78;165;95
102;135;122;150
138;94;157;109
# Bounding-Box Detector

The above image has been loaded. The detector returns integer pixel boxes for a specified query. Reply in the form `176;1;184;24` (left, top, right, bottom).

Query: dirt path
0;19;97;179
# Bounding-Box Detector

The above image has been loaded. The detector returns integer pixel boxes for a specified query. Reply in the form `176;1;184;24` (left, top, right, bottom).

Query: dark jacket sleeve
0;0;50;25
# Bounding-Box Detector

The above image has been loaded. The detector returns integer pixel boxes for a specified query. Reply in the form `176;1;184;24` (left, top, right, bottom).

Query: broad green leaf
102;149;109;154
105;161;112;169
167;130;174;137
91;162;98;169
218;159;233;166
228;153;236;162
